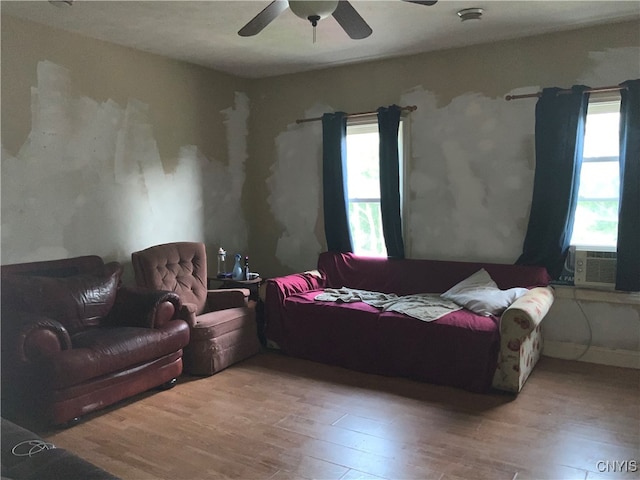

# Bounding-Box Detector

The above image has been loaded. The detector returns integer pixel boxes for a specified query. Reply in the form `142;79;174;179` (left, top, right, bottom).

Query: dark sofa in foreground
1;417;119;480
1;255;190;426
263;252;555;393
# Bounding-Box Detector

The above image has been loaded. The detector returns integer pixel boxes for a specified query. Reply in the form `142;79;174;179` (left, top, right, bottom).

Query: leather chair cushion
190;307;255;341
45;322;190;390
2;264;122;335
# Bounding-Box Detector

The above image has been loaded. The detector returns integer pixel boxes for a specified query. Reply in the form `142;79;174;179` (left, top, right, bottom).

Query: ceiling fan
238;0;438;40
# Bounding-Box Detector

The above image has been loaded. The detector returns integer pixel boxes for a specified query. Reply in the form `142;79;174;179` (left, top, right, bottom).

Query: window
345;119;404;257
570;94;621;249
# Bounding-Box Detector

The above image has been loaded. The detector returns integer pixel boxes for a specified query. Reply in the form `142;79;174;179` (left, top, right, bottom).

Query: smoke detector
457;8;483;21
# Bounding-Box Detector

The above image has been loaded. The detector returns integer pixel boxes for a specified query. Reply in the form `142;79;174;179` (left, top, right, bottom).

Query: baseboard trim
543;341;640;369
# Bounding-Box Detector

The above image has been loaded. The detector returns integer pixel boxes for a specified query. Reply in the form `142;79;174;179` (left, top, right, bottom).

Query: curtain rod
505;84;626;101
295;105;417;124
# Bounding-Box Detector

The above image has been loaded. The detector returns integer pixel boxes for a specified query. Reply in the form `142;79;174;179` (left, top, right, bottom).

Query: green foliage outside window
572;199;619;246
348;202;385;256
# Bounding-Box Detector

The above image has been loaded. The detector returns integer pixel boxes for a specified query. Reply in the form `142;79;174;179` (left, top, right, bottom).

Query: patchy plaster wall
400;87;536;262
252;21;640;277
1;16;250;280
207;91;250;262
265;104;327;272
2;14;638;365
249;21;640;361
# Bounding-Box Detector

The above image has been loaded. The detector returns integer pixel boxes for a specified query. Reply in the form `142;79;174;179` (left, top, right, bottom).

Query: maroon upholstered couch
1;256;190;426
263;252;552;393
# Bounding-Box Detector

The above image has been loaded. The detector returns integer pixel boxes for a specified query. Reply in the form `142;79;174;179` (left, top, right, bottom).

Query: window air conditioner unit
574;248;617;289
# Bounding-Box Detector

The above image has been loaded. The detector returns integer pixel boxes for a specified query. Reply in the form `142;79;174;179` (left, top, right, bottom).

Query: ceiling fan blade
402;0;438;5
332;1;372;40
238;0;289;37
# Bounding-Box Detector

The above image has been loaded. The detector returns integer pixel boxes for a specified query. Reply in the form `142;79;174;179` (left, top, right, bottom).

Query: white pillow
441;268;529;316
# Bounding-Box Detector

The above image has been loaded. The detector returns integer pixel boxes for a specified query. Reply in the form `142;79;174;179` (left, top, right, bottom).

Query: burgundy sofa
263;252;554;393
1;256;190;426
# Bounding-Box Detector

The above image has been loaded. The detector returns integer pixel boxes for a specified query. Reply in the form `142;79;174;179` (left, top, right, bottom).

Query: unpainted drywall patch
206;92;250;260
401;86;535;263
267;104;327;271
579;46;640;86
1;60;247;265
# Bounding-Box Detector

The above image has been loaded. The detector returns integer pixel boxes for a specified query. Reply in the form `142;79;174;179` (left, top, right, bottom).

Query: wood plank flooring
39;352;639;480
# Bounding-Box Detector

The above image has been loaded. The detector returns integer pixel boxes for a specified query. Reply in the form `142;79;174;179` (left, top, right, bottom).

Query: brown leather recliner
1;256;190;426
131;242;261;376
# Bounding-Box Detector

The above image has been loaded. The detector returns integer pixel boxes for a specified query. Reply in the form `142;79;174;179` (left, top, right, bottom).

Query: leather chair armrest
205;288;250;311
5;310;72;362
107;286;182;329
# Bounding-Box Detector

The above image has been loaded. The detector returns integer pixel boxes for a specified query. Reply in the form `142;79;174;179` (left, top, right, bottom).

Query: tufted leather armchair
131;242;261;376
1;255;190;426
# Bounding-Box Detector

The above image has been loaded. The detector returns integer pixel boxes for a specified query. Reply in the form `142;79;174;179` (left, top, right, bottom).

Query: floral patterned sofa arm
492;286;555;393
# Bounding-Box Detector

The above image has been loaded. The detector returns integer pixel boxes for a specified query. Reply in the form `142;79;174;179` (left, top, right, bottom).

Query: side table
208;276;262;300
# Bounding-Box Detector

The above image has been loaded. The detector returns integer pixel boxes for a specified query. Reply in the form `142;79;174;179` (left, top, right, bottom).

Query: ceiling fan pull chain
308;14;320;44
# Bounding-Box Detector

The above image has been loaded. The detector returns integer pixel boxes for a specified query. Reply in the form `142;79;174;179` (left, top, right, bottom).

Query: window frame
570;93;621;251
345;115;408;257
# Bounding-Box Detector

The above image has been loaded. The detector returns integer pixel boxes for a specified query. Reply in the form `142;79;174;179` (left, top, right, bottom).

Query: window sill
552;285;640;305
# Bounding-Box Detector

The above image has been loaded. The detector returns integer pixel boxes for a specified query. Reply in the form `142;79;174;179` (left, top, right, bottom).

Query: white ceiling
3;0;639;78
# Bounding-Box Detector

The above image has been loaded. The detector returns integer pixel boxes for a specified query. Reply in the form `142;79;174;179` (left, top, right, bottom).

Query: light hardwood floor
40;352;639;480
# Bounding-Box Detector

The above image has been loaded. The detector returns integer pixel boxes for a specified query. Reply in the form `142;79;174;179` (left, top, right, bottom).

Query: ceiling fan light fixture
457;7;483;22
237;0;372;40
289;0;339;22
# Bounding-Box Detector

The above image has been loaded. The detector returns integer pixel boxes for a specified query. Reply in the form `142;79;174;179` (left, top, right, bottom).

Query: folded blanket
315;287;462;322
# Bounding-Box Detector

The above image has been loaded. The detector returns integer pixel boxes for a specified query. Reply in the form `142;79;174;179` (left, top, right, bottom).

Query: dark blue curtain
616;79;640;291
516;85;590;278
322;112;353;253
377;105;405;259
